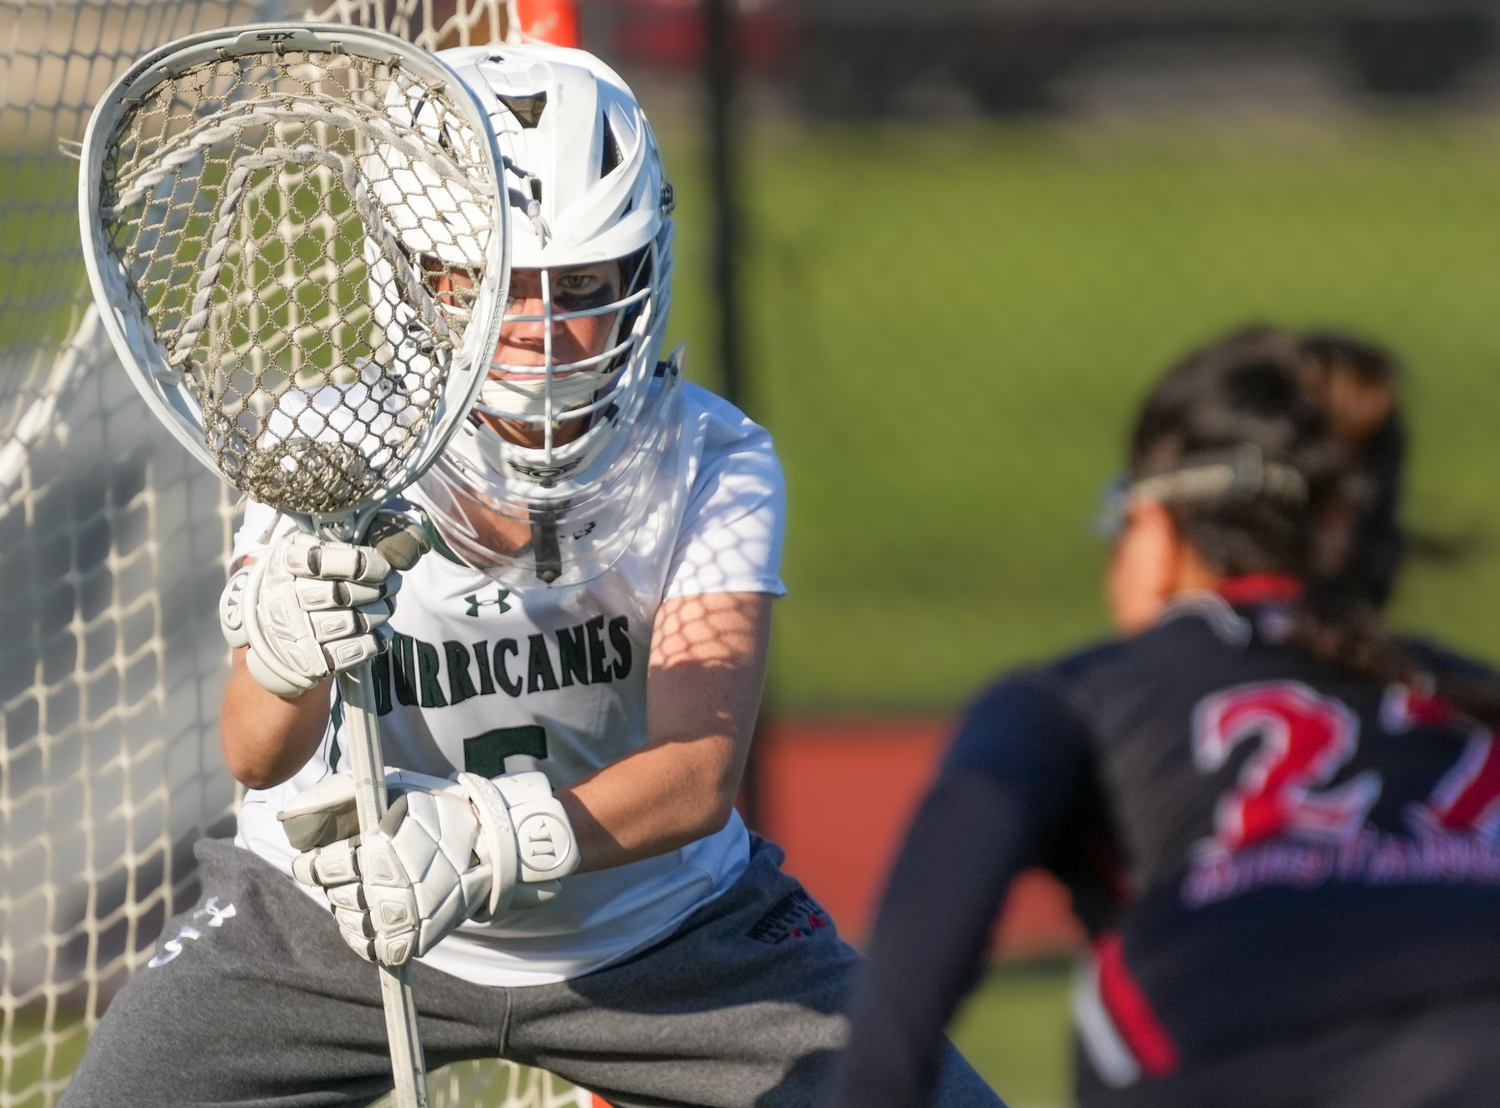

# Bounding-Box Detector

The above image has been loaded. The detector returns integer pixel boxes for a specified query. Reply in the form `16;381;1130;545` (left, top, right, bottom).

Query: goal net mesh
0;3;587;1105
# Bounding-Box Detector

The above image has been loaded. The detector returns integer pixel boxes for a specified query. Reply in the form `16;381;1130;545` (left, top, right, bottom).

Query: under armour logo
194;897;236;928
464;589;511;618
148;897;237;967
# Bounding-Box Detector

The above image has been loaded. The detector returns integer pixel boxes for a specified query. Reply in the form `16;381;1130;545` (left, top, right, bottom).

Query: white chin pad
478;372;601;419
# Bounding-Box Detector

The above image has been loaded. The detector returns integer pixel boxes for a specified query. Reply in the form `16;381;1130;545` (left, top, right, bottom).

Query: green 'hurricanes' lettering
373;614;630;712
417;640;448;707
527;633;559;693
372;651;393;715
391;633;418;706
585;615;613;684
608;616;632;679
473;640;495;695
444;641;478;705
494;639;521;697
556;625;589;687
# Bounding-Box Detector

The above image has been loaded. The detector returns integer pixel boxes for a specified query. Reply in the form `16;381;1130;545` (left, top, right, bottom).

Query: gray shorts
62;836;1002;1108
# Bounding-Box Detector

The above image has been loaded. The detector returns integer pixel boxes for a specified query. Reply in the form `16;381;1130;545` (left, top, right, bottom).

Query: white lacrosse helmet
416;42;681;587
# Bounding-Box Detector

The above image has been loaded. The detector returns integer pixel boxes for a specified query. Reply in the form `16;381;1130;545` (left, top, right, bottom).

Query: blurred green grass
951;960;1073;1108
0;155;87;359
2;1012;89;1108
659;115;1500;711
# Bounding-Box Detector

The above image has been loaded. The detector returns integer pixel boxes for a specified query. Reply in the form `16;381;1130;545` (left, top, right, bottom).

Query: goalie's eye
551;271;617;313
504;264;623;315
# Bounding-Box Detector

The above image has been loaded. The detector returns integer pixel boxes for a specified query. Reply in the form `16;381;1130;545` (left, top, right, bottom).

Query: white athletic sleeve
663;397;787;600
228;501;298;572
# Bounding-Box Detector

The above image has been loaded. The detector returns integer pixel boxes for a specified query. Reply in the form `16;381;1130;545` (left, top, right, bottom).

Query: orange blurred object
513;0;580;47
753;717;1087;958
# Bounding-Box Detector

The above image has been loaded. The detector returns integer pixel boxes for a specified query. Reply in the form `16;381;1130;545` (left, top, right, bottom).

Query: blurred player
833;327;1500;1108
63;43;1000;1108
1298;331;1405;610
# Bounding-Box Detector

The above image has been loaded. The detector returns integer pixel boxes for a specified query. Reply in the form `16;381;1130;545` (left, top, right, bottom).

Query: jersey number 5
1193;681;1381;851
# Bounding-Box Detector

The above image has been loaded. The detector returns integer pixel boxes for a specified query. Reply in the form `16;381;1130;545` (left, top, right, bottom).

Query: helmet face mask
477;247;653;451
415;43;681;587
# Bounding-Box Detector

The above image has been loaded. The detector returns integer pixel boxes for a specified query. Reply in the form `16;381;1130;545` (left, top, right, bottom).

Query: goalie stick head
79;25;510;541
413;43;683;588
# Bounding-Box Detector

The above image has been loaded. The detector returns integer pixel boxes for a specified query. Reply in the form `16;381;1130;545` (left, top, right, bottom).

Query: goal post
0;3;591;1105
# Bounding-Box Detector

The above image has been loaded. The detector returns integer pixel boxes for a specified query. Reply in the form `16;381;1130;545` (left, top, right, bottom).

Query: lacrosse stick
79;25;512;1107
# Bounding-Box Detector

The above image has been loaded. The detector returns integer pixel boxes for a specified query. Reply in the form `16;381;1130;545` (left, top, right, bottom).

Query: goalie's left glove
281;760;580;966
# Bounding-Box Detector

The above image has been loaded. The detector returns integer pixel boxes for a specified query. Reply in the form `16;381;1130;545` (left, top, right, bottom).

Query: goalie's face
484;262;625;449
495;263;623;383
432;261;628;450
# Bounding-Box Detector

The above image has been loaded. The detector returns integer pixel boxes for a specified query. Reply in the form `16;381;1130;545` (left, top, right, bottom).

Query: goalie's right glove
281;759;581;966
219;513;428;698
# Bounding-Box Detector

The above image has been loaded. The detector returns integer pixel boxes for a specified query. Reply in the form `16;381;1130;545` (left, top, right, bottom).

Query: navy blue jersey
834;592;1500;1108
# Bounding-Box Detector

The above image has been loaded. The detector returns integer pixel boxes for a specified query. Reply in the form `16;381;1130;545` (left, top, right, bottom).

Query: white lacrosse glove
281;758;581;966
219;514;428;698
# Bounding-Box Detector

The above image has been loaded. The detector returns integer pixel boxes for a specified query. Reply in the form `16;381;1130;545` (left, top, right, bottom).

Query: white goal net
0;3;588;1105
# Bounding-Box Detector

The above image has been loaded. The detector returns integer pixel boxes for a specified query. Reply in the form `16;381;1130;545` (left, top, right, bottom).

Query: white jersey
232;384;786;987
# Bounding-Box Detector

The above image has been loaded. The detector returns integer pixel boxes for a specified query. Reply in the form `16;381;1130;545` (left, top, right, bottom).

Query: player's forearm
558;591;771;873
559;732;747;872
221;647;333;788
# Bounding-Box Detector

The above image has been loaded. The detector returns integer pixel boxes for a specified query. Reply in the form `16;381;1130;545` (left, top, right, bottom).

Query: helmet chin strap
530;501;564;584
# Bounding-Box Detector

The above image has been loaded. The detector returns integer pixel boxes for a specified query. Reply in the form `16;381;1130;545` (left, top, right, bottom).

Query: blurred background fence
8;1;1500;1105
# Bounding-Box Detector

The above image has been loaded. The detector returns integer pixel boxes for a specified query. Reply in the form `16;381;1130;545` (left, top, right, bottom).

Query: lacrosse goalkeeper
63;43;999;1108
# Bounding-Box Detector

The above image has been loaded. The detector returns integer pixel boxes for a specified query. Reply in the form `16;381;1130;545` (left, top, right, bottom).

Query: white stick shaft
380;964;428;1108
339;663;430;1108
